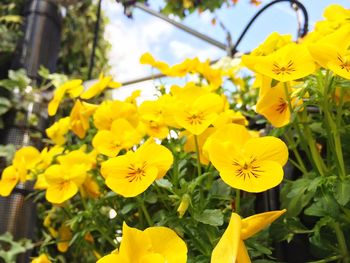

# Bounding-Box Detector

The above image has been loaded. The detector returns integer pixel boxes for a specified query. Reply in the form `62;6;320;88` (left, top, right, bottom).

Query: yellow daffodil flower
92;118;141;157
207;124;288;192
48;79;84;116
70;100;98;139
93;100;139;130
31;254;52;263
211;210;286;263
45;117;70;145
101;140;173;197
80;73;121;100
243;43;316;82
44;150;93;203
98;222;187;263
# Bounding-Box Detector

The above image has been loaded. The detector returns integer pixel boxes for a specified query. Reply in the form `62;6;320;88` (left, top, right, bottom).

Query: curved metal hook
231;0;309;56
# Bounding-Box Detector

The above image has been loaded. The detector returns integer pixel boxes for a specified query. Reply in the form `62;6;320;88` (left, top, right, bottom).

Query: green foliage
0;232;34;263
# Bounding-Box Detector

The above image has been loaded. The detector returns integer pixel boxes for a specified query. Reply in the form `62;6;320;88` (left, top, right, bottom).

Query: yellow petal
140;253;165;263
240;209;286;240
224;160;284;193
144;227;188;263
13;146;41;170
57;224;72;253
46;180;78;204
236;240;251;263
140;52;156;65
31;254;52;263
244;137;289;166
119;222;152;261
97;254;128;263
92;130;122;157
138;141;173;179
211;213;241;263
0;166;19;196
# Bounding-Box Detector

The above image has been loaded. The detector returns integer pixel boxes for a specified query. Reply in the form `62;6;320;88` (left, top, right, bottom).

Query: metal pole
134;2;228;52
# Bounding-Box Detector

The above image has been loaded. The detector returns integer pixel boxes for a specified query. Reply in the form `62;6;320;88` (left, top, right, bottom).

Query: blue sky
101;0;349;99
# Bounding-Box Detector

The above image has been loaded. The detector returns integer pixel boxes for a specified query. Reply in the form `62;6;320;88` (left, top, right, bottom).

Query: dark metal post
0;1;62;262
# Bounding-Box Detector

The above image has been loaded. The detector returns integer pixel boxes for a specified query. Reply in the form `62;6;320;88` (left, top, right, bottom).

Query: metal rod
121;72;165;86
134;2;227;51
232;0;308;55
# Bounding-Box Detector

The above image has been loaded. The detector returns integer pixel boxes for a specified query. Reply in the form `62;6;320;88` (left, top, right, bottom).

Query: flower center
338;55;350;72
186;112;204;125
272;60;296;75
126;162;147;182
232;158;263;180
276;98;288;114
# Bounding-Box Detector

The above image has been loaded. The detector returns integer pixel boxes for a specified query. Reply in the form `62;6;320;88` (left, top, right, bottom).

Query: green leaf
334;179;350;206
156;178;173;190
194;209;223;226
271;78;279;88
0;97;11;115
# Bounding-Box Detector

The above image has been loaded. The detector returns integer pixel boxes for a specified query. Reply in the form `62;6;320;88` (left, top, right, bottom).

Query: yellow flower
44;150;92;203
31;254;52;263
80;73;121;100
256;81;292;127
70;100;98;139
211;210;286;263
213;109;248;127
0;146;42;196
92;118;141;157
197;60;223;90
173;88;223;135
93;100;138;130
101;140;173;197
57;224;72;253
243;43;316;82
45;117;70;145
97;222;187;263
207;124;288;192
250;32;293;57
139;100;169;139
308;25;350;79
140;52;170;73
48;79;84;116
37;146;65;170
182;128;215;165
164;58;199;77
0;166;20;196
80;175;100;199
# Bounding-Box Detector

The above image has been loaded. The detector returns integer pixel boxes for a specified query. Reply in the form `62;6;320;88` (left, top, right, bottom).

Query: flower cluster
2;4;349;263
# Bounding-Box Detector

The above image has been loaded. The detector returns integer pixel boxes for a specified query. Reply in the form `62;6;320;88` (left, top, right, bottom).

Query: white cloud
169;40;224;61
102;1;174;82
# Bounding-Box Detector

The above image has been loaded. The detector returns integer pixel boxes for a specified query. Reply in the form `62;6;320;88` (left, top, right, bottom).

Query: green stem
194;135;202;177
332;222;349;262
235;189;241;214
140;199;153;226
322;74;345;179
284;131;308;174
